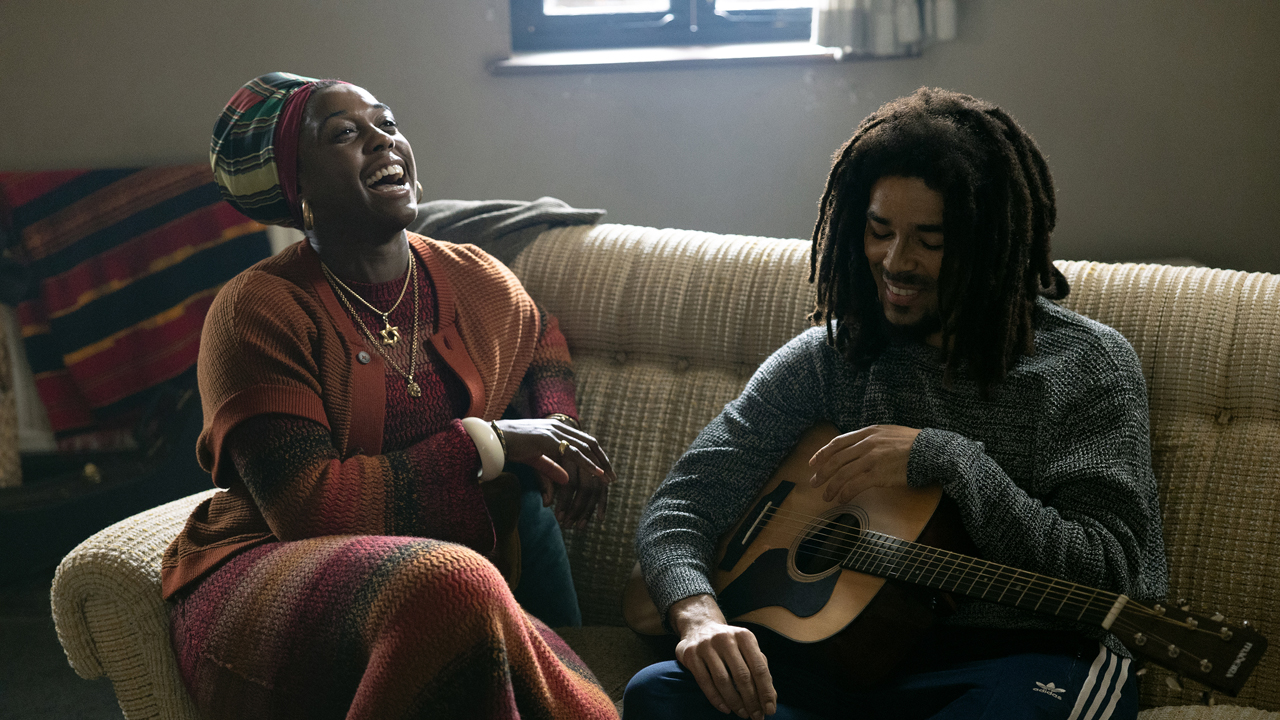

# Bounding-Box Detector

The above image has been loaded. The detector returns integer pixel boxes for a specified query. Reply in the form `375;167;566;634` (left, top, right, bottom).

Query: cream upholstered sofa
52;223;1279;719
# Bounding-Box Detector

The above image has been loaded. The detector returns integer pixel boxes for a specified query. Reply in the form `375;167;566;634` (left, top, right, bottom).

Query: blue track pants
623;629;1137;720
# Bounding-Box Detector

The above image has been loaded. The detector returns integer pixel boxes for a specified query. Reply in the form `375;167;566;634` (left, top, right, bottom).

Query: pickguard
718;548;839;620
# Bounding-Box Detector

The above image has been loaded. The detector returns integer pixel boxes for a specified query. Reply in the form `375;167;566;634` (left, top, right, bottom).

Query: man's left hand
808;424;922;503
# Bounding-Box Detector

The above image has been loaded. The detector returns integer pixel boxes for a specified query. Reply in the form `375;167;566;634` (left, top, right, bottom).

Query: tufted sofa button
615;352;627;364
676;358;690;372
1215;409;1233;425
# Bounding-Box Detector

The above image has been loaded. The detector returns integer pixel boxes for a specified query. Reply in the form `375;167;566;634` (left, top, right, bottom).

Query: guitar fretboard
841;529;1121;628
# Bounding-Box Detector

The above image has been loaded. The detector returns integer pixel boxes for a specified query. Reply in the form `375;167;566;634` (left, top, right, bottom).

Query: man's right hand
669;594;777;719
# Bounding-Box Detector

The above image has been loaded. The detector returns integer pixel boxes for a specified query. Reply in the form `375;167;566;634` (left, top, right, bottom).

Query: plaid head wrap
210;72;339;228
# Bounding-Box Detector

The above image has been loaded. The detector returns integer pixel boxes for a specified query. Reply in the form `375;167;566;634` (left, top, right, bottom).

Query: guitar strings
762;504;1232;656
738;505;1225;669
750;504;1224;640
758;504;1114;617
764;503;1104;608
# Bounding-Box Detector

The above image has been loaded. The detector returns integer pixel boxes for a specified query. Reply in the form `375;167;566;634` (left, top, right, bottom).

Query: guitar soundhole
794;513;861;576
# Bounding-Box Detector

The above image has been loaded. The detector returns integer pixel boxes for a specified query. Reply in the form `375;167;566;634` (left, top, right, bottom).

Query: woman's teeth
365;165;405;187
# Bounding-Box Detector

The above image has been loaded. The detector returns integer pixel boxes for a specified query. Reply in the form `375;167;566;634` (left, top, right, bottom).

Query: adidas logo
1033;681;1067;700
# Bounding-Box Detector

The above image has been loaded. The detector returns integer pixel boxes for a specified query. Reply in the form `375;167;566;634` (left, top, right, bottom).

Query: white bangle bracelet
460;417;505;482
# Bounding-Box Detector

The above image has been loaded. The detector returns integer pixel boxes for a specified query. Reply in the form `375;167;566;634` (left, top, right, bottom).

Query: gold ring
557;440;570;457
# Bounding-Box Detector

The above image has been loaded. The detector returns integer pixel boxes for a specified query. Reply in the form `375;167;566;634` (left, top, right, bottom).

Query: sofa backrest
1055;260;1279;709
510;224;1278;710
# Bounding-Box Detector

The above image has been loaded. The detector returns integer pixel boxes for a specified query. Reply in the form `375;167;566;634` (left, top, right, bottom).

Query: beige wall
2;0;1278;272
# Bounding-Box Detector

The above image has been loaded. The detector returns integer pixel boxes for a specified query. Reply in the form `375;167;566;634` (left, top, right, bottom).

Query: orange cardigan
161;233;547;598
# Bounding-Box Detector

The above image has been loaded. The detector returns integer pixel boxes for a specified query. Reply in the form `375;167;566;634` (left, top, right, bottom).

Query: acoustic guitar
623;422;1267;696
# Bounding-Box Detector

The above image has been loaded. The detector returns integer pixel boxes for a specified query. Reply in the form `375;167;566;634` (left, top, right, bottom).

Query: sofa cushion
555;625;670;705
1139;707;1279;719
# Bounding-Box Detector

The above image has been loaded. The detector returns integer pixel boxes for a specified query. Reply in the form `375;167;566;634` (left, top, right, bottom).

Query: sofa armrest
51;489;214;719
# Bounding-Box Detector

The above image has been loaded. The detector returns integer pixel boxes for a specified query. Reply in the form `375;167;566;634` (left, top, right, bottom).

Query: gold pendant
407;380;422;398
380;323;401;346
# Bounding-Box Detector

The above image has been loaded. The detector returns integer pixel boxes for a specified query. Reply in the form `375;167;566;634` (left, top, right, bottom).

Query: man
624;88;1167;720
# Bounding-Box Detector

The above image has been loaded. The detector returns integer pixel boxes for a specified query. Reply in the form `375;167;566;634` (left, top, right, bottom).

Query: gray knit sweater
636;297;1168;656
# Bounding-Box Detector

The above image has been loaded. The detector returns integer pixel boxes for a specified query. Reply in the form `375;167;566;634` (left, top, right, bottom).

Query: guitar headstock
1117;601;1267;696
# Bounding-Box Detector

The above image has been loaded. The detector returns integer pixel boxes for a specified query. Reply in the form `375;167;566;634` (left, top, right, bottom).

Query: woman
161;72;618;719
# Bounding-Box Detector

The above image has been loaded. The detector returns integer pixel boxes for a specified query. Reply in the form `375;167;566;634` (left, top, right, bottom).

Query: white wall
2;0;1278;272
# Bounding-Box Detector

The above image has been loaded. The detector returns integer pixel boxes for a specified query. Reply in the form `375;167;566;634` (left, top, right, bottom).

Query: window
510;0;815;52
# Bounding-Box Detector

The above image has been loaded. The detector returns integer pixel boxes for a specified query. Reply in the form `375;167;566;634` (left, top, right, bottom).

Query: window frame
510;0;814;52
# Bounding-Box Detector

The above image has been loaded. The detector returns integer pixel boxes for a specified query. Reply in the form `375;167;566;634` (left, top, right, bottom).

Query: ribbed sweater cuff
649;564;717;626
907;427;984;489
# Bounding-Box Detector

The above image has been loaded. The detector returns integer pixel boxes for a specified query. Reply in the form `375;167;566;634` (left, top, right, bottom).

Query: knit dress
166;237;616;720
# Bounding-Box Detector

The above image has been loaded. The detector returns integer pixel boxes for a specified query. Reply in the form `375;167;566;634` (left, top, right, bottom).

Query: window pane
543;0;670;15
716;0;813;9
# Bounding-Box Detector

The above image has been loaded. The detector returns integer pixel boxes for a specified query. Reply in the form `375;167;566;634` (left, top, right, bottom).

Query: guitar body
625;422;977;686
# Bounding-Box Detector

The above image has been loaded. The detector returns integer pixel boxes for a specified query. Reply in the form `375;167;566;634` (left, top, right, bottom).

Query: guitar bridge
718;481;795;572
742;502;773;545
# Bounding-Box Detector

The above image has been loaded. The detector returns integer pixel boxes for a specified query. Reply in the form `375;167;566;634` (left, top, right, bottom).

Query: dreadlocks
809;87;1068;394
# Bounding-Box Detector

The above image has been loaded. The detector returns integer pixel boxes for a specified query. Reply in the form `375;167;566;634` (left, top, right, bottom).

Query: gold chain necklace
320;255;413;347
322;258;425;398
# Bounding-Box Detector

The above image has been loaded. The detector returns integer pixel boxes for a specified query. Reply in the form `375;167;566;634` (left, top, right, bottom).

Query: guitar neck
845;530;1124;630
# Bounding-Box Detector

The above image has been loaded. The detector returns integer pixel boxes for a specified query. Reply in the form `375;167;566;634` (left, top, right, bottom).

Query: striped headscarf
210;72;334;228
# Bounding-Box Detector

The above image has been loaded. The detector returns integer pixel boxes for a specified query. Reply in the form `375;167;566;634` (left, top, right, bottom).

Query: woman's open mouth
364;164;410;195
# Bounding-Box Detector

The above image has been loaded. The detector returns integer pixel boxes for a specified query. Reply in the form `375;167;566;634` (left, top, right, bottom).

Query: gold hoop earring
415;181;423;201
301;199;315;231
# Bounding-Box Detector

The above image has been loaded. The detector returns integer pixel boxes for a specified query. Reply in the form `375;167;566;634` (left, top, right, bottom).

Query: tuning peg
1242;620;1253;629
1165;676;1183;691
1152;603;1167;616
1210;612;1225;622
1178;598;1192;612
1135;667;1148;677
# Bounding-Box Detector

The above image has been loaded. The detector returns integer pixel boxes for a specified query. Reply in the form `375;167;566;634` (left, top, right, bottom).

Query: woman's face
296;84;418;237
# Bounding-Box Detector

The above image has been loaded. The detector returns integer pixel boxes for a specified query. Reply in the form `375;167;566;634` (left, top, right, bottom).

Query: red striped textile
0;165;272;439
0;170;89;208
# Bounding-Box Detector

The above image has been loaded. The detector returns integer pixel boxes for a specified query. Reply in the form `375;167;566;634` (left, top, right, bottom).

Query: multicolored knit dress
162;235;617;720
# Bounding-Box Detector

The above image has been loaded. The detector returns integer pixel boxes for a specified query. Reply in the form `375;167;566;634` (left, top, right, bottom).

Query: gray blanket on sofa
409;197;605;266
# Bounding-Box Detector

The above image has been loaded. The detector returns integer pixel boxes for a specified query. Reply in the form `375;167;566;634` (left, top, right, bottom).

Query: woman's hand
670;595;776;719
495;418;616;528
808;424;921;503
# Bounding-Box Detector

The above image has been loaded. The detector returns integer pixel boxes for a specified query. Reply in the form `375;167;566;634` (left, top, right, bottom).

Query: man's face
863;175;945;346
